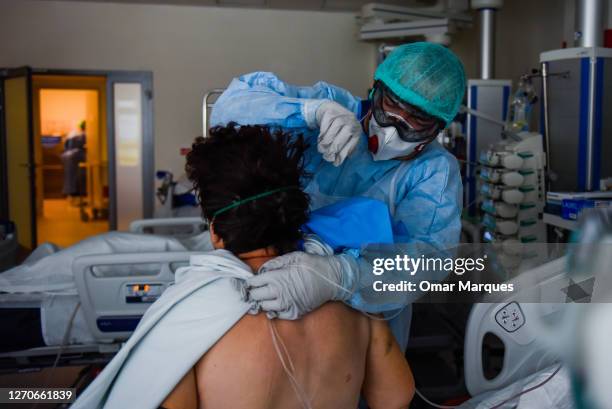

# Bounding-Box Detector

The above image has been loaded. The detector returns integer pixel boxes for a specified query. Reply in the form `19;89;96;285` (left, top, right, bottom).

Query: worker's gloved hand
245;252;353;320
315;101;362;166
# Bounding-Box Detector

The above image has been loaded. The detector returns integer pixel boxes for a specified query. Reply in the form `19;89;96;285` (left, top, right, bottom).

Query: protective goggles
370;81;444;143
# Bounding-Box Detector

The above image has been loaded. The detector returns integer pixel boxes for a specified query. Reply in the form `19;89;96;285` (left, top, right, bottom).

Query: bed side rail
129;217;207;235
202;88;225;138
73;251;199;343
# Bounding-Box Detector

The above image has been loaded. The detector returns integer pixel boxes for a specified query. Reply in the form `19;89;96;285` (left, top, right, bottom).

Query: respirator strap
402;136;435;160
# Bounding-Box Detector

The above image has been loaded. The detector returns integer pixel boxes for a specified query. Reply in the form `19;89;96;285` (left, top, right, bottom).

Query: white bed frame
0;251;199;372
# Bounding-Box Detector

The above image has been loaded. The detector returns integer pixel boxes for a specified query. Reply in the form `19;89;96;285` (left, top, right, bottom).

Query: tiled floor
37;199;108;247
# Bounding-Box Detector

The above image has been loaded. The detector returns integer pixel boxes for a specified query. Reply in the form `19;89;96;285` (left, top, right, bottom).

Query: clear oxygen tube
263;258;409;409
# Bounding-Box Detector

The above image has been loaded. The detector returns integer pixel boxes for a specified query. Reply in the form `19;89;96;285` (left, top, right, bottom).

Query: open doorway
33;76;109;247
1;68;154;255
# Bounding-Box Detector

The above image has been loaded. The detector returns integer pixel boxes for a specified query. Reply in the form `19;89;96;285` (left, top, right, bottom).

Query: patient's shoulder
304;301;368;327
275;301;370;345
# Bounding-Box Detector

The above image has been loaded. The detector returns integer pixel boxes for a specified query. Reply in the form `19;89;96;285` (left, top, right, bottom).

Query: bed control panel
495;302;525;332
125;283;164;303
74;251;197;342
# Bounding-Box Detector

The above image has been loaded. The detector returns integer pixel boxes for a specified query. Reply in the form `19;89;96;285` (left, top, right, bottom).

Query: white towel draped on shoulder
71;249;254;409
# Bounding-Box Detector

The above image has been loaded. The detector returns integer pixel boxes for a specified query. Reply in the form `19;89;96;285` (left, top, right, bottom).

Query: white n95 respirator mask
368;116;424;161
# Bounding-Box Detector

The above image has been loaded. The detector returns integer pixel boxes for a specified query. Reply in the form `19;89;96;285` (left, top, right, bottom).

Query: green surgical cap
374;42;466;126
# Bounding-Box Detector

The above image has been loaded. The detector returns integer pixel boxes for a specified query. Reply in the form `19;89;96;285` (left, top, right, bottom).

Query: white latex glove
245;252;353;320
315;101;362;166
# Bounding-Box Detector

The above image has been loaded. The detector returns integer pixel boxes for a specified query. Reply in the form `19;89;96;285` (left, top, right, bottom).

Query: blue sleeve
343;152;463;311
393;153;463;252
210;72;362;130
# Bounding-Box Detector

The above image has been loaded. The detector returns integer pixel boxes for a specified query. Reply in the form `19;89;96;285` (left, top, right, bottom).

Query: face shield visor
371;81;444;143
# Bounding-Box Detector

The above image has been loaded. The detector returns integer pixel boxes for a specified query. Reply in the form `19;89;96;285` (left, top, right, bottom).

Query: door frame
0;76;6;220
0;67;36;248
104;70;155;229
1;68;155;232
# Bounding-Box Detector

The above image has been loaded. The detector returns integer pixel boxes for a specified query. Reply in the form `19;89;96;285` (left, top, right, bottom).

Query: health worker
210;42;466;350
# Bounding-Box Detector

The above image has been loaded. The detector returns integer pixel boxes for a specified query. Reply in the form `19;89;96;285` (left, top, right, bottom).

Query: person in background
210;42;466;350
61;120;87;202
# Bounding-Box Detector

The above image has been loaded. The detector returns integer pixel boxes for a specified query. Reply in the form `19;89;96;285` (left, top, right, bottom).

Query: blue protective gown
211;72;463;349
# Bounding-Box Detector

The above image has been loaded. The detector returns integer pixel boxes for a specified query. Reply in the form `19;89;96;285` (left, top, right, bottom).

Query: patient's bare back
195;302;370;409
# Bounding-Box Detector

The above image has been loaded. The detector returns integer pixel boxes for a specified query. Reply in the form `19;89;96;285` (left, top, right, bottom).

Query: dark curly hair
185;124;310;255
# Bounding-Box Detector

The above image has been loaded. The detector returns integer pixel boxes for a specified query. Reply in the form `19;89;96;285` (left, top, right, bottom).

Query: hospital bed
1;240;573;406
405;253;572;408
0;250;199;374
453;255;573;408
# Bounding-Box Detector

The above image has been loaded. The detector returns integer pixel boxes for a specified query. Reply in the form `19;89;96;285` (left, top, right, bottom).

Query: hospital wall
451;0;571;132
0;0;589;177
0;0;377;176
452;0;568;85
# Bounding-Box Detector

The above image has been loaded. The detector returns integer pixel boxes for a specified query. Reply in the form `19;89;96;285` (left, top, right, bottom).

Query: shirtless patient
161;124;414;409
